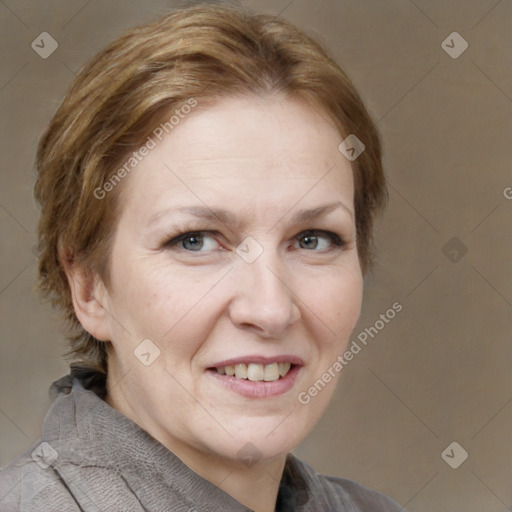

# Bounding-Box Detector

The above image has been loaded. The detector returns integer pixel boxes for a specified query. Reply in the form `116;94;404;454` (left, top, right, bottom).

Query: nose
228;247;301;338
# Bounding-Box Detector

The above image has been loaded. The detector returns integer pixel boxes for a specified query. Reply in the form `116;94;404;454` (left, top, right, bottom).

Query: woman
0;3;405;511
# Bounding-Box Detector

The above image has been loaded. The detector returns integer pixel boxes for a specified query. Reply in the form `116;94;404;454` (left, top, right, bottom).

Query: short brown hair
34;2;387;375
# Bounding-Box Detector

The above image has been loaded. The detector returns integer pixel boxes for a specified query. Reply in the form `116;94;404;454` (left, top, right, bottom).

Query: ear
60;250;111;342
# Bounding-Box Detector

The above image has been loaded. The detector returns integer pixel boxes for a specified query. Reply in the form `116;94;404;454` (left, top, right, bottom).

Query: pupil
184;235;202;251
302;235;317;249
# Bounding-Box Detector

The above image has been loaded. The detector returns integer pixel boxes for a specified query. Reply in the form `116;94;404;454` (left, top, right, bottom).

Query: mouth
206;356;303;398
210;362;293;381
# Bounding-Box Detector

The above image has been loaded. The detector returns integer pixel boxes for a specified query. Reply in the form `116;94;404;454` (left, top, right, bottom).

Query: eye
165;231;221;252
295;230;346;251
163;229;347;254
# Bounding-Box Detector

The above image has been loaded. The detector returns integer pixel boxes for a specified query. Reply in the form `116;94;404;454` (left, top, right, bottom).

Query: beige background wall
0;1;510;510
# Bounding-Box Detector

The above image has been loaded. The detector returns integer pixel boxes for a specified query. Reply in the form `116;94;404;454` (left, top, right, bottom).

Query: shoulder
0;444;80;512
320;475;405;511
287;453;405;512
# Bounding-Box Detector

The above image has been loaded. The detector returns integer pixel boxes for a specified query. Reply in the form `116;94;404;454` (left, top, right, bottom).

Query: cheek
127;265;219;352
106;258;175;344
336;275;363;330
300;266;363;342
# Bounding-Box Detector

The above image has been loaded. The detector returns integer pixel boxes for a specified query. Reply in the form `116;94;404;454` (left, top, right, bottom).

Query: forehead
118;94;354;222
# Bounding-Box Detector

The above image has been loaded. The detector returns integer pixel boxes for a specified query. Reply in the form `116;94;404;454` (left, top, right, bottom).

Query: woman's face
97;94;363;466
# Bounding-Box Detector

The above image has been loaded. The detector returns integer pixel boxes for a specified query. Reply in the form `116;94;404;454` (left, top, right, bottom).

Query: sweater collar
42;372;310;511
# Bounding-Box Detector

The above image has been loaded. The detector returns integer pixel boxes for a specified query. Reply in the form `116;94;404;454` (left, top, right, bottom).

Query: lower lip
206;365;302;398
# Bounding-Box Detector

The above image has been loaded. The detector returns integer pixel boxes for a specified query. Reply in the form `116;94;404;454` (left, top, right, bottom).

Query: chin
227;420;307;463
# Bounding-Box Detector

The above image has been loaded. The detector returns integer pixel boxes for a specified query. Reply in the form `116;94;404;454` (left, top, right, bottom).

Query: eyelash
163;229;347;253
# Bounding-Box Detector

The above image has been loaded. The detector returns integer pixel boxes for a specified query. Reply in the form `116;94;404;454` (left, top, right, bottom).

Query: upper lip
209;355;304;368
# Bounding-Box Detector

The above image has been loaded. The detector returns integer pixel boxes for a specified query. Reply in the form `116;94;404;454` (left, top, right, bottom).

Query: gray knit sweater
0;374;405;511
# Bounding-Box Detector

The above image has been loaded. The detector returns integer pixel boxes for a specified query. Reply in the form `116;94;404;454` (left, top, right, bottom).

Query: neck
104;375;287;512
184;451;286;512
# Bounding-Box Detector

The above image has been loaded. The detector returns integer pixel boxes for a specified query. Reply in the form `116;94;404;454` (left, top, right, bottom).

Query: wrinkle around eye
161;229;351;258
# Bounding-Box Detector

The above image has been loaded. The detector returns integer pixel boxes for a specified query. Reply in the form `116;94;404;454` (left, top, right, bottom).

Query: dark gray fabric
0;375;406;511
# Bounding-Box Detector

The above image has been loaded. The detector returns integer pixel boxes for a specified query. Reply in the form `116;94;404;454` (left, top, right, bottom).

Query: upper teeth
216;362;292;381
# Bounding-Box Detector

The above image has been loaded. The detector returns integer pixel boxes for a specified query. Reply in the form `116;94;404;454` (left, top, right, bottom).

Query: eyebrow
147;201;353;228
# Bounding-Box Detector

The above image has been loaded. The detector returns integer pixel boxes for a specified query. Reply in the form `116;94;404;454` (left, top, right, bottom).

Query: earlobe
60;250;111;342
